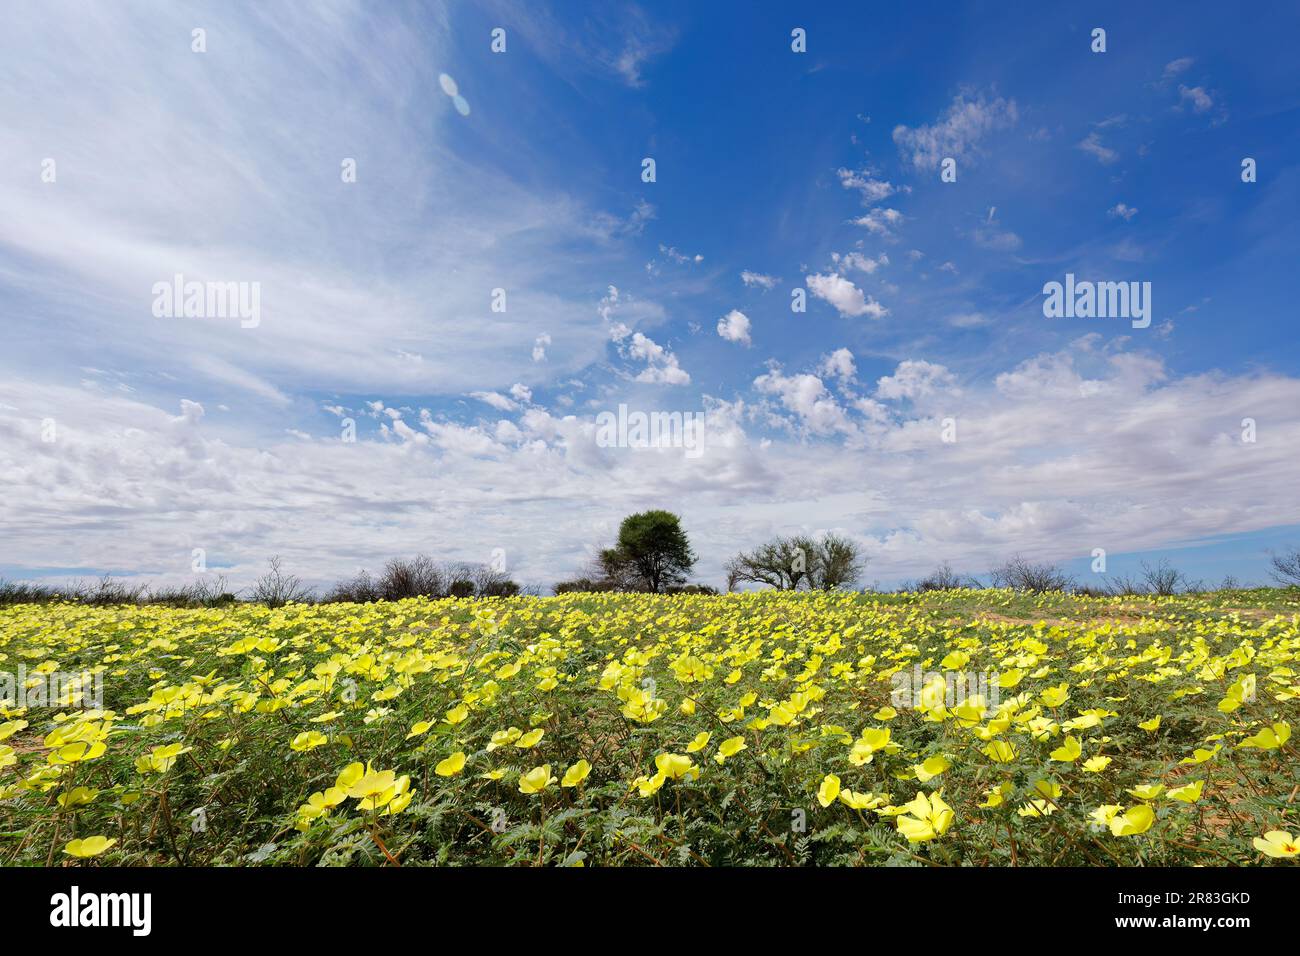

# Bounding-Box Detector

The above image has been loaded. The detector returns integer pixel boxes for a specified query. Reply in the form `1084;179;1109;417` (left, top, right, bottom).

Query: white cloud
470;391;518;412
892;91;1018;171
1107;202;1139;221
1163;57;1194;80
628;332;690;385
852;208;904;237
836;168;897;203
806;274;888;319
1077;131;1119;165
753;368;855;435
5;339;1300;588
972;226;1022;252
834;252;889;274
716;310;752;346
0;4;618;402
875;360;958;401
659;243;703;264
1178;84;1214;113
740;270;779;290
819;348;856;381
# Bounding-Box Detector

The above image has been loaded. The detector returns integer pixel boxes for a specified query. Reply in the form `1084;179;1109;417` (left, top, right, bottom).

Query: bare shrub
325;570;382;603
378;554;443;600
1269;547;1300;588
989;555;1073;593
248;556;314;607
1140;559;1187;596
916;561;975;591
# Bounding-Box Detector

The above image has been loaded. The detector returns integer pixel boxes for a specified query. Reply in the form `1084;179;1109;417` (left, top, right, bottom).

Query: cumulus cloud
716;309;752;346
470;391;518;411
806;274;888;319
5;336;1300;588
1108;202;1139;221
753;367;855;435
819;348;856;382
875;360;958;401
740;270;779;290
852;207;904;237
834;252;889;274
836;168;898;203
628;332;690;385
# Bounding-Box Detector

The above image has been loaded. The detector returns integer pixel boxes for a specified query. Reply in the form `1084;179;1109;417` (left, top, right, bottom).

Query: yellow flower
335;761;366;791
1238;722;1290;750
1039;684;1070;708
435;752;466;777
913;754;951;783
444;704;469;725
1082;755;1112;773
48;740;107;765
487;727;523;751
1253;831;1300;859
632;772;666;797
653;753;696;781
685;732;710;753
64;836;117;858
839;789;886;810
406;720;434;739
1167;780;1204;803
1126;784;1164;801
1108;804;1155;836
561;760;591;787
346;768;396;800
896;790;954;843
57;786;100;809
980;782;1012;808
816;774;841;808
514;728;545;749
1049;736;1081;762
519;764;556;794
714;736;746;764
982;740;1017;763
1138;716;1161;732
290;730;328;752
134;742;190;774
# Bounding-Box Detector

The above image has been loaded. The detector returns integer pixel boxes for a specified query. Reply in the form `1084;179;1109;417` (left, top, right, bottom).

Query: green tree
606;510;696;593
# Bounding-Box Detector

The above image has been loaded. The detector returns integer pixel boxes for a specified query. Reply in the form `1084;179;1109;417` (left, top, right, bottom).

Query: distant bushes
0;553;524;608
901;555;1223;596
0;574;236;608
322;555;522;604
4;540;1295;607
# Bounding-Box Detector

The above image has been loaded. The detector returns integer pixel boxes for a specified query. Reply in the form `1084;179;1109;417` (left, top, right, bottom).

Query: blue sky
1;0;1298;591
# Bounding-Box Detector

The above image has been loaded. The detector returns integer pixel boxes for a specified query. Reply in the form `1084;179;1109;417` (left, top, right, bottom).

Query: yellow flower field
1;589;1297;866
